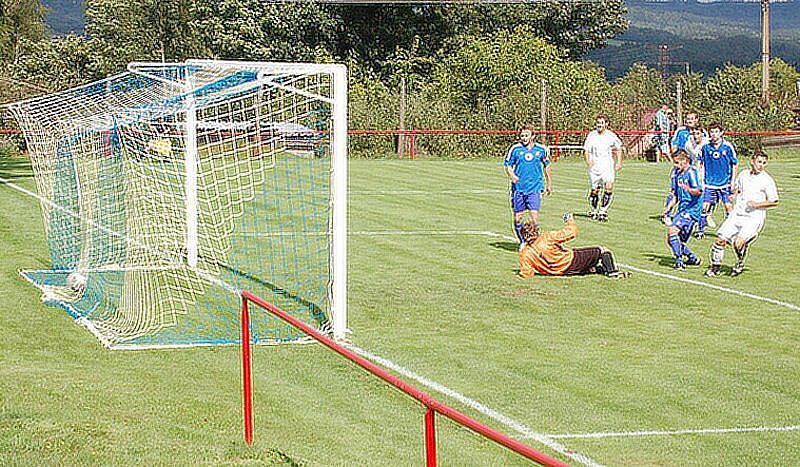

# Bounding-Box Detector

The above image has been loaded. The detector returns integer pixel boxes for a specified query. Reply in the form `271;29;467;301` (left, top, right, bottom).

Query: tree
0;0;47;64
85;0;201;75
193;0;337;62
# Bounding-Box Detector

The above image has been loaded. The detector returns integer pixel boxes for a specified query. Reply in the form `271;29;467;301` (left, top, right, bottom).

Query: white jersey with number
731;169;778;224
583;129;622;175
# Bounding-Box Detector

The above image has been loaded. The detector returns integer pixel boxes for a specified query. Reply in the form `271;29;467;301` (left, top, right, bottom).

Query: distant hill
43;0;83;36
589;0;800;79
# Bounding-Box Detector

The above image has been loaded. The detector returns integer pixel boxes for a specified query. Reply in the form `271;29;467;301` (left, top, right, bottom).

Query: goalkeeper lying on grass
518;213;628;278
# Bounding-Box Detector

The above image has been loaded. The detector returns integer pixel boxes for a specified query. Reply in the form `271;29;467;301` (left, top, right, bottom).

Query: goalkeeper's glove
562;212;574;223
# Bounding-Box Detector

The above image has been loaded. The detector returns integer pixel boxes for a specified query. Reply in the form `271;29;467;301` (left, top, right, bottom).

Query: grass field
2;150;799;465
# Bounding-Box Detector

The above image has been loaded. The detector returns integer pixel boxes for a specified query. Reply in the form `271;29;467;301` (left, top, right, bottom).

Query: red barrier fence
240;290;567;466
4;127;799;160
349;128;800;160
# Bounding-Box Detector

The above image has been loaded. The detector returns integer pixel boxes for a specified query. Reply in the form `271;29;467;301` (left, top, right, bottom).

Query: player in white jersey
583;115;623;222
705;151;779;277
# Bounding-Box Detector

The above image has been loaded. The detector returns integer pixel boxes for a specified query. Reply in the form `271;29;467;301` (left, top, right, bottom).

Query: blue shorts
673;212;698;242
512;191;542;213
703;187;731;206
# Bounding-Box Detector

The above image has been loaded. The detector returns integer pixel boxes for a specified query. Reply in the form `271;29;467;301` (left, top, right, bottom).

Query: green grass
2;151;800;465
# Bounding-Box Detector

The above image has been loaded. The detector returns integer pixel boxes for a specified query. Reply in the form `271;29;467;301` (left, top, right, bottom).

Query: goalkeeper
518;213;626;278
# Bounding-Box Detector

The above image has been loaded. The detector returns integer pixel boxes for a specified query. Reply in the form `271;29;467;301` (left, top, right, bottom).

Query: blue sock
682;244;696;261
698;212;707;233
669;234;683;259
514;222;524;243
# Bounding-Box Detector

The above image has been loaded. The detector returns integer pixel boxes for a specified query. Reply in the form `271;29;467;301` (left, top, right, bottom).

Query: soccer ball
67;272;87;296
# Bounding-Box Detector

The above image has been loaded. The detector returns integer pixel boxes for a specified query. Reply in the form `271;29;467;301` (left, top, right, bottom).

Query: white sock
711;244;724;265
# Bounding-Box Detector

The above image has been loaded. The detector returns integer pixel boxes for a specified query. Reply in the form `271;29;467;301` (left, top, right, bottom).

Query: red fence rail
240;290;567;466
4;127;799;160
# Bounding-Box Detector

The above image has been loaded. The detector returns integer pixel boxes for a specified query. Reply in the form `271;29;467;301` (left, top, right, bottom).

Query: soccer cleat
589;211;597;220
518;242;526;252
731;262;745;277
693;231;705;239
597;213;609;222
674;260;685;271
662;214;672;226
686;256;702;267
704;265;721;277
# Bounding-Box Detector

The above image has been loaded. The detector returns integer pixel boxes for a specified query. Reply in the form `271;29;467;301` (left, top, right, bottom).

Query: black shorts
564;247;602;276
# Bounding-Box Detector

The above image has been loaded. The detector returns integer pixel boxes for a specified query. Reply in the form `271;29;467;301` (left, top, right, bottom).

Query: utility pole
540;79;547;144
761;0;770;103
659;45;669;81
676;81;683;127
398;76;406;158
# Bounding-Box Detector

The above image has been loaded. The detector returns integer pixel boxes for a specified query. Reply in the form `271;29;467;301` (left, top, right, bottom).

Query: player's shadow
642;253;678;267
647;214;665;222
0;158;34;180
490;241;519;252
573;213;592;219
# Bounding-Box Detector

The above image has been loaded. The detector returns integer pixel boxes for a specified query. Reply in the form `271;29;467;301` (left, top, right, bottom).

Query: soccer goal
6;60;348;349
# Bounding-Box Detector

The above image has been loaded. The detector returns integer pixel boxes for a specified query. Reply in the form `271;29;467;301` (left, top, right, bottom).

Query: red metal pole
240;291;567;466
425;408;436;467
553;130;560;161
241;296;254;446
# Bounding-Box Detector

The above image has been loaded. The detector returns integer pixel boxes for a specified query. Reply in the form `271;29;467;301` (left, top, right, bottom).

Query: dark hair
596;115;609;122
672;149;691;161
753;150;769;160
708;122;723;132
522;124;536;133
520;222;540;242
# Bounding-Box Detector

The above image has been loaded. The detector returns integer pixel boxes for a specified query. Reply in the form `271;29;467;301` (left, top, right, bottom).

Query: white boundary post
331;65;348;340
185;66;199;268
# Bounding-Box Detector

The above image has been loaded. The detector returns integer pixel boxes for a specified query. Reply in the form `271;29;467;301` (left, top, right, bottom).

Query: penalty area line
345;343;604;467
538;424;800;440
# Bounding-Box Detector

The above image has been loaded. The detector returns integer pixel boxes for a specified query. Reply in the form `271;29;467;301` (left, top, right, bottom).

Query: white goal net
6;60;348;349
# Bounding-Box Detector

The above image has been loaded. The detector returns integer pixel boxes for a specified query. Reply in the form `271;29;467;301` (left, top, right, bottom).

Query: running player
504;124;553;247
695;122;737;238
663;150;703;270
663;111;701;224
583;115;622;222
705;151;778;277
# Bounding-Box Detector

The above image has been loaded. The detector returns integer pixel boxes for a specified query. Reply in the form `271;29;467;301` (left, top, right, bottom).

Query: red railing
4;127;799;160
240;290;567;466
349;128;800;160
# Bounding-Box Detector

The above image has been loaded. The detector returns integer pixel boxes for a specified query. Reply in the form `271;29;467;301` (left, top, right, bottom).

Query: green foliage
85;0;201;75
11;35;103;90
194;1;338;62
0;0;47;64
700;59;800;154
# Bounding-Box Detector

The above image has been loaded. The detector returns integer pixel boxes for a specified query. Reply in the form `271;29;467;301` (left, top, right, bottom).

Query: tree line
1;0;798;159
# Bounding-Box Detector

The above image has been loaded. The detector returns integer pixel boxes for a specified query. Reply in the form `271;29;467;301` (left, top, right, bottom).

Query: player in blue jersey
504;125;553;247
662;150;703;270
695;122;738;238
662;111;700;224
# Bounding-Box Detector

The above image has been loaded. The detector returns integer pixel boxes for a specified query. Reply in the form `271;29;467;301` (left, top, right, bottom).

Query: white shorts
716;214;763;243
589;169;615;188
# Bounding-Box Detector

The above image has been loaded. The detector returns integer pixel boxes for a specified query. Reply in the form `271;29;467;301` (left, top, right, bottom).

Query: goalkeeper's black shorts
564;247;602;276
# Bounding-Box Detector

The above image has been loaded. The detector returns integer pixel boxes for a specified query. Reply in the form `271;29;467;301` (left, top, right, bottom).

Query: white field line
490;233;800;312
0;179;599;465
539;424;800;440
346;344;603;467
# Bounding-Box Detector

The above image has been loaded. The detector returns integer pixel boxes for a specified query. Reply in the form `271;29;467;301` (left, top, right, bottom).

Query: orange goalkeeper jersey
519;220;577;277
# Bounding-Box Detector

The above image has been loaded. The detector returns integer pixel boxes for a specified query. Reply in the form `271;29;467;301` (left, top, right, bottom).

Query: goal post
6;60;349;348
